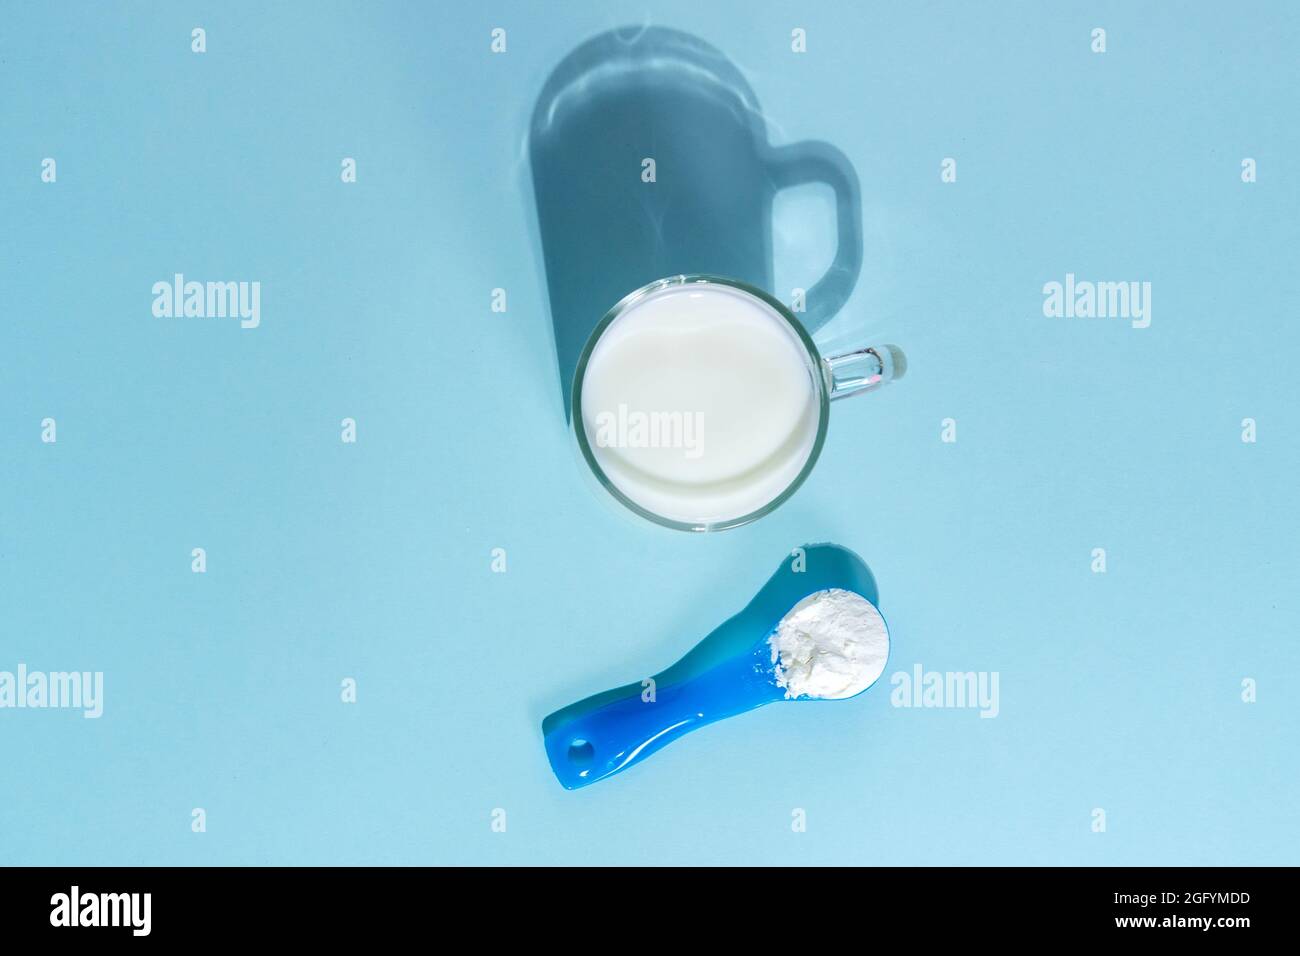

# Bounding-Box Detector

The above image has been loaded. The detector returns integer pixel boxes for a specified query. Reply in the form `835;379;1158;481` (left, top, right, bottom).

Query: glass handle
822;344;907;401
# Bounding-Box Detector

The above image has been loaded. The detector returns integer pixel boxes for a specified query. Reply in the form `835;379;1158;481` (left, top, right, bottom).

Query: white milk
579;283;820;527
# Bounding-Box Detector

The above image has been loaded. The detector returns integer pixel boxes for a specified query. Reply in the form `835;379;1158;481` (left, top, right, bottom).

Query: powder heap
768;589;890;699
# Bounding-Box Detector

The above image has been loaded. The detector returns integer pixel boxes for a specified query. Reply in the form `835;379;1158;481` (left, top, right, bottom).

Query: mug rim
570;274;831;532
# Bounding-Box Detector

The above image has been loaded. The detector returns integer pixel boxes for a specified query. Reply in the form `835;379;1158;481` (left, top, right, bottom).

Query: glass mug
572;275;906;531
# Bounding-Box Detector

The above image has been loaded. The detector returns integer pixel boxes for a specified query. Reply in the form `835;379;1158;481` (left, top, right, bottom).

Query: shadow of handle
765;140;863;334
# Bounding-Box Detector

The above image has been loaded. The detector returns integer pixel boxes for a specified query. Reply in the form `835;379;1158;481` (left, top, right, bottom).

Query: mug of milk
573;275;906;531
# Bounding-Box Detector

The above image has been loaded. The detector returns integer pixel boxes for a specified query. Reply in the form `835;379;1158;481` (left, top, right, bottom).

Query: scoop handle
542;652;777;790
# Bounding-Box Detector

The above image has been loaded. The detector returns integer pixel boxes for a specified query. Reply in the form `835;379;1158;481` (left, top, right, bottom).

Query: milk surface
579;283;820;526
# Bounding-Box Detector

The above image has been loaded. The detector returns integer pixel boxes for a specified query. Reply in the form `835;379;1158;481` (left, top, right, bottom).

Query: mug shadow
529;25;864;420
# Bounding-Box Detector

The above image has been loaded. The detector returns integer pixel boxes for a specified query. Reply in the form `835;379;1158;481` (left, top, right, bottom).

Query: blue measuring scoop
542;543;888;789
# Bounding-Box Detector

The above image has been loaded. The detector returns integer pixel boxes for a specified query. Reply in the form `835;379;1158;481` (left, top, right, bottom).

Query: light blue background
2;1;1297;865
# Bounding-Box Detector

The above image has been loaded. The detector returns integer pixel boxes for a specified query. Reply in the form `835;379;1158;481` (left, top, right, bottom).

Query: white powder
768;589;890;700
